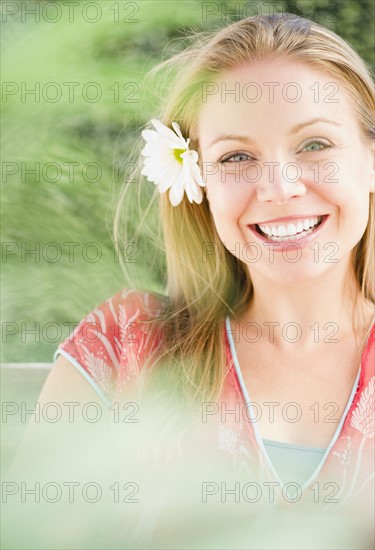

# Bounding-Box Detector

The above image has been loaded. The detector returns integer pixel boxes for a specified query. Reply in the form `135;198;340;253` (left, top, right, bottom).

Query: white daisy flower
141;118;206;207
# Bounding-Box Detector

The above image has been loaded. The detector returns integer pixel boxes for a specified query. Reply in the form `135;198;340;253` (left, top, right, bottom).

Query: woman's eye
219;153;252;164
301;140;331;153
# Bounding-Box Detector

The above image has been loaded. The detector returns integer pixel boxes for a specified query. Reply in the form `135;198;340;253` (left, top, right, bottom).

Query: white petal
185;172;203;203
141;129;159;143
158;162;182;193
171;121;183;139
187;150;198;162
143;152;183;189
150;119;176;139
171;122;189;147
152;160;179;188
169;182;185;206
192;186;204;204
180;153;204;191
150;119;187;149
158;179;173;193
169;168;186;206
185;182;197;203
190;162;205;186
183;151;205;187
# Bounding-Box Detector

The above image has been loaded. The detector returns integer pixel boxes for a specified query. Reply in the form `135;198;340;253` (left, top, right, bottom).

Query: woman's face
198;58;374;284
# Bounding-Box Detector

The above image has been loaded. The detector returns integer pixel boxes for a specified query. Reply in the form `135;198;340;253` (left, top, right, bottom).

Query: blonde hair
113;13;375;404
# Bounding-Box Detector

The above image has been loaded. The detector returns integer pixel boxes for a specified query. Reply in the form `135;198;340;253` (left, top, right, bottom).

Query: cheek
323;182;370;247
316;157;369;210
206;183;247;243
206;174;254;216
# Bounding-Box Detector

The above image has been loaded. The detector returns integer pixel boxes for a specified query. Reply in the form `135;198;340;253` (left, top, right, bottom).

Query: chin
249;262;332;285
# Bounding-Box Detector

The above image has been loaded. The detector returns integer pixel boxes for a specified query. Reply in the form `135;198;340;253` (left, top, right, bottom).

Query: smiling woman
11;10;375;550
199;56;374;295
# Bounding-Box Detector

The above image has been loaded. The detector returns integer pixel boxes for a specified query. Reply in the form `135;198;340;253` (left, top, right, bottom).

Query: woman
10;12;374;549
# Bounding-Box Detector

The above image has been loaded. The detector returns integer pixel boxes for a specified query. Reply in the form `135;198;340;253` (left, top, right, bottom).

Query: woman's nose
256;161;306;204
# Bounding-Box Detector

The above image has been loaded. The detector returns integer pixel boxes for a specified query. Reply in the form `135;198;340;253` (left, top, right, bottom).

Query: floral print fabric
54;288;374;508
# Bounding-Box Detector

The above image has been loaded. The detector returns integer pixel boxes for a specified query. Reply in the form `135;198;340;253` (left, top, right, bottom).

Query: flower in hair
141;119;206;206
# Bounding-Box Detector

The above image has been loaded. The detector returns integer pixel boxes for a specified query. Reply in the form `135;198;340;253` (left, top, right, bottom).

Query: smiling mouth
253;215;326;242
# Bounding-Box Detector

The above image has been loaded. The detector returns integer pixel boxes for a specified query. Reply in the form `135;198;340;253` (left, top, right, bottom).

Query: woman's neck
239;265;374;349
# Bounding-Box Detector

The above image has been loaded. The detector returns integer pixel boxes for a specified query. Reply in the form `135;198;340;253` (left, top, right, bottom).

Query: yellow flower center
173;148;186;163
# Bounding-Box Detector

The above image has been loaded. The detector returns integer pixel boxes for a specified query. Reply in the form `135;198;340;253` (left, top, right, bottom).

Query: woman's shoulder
98;286;168;317
53;287;169;403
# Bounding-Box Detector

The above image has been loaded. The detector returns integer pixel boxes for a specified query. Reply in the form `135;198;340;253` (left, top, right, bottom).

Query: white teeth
286;223;297;236
257;216;322;240
296;221;303;233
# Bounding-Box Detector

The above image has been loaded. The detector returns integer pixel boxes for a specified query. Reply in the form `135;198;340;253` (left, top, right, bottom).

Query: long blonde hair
113;13;375;404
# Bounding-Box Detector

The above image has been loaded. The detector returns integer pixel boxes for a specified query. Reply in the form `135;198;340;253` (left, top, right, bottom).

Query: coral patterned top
54;287;375;510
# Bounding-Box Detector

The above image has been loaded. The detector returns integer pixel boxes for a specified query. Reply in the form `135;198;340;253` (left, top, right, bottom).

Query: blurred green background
2;0;374;363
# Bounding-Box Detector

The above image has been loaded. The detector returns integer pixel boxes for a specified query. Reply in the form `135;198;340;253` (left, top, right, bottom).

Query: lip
254;214;325;225
247;214;329;250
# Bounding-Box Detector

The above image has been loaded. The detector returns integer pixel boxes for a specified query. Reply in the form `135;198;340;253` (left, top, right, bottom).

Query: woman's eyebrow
206;117;342;149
